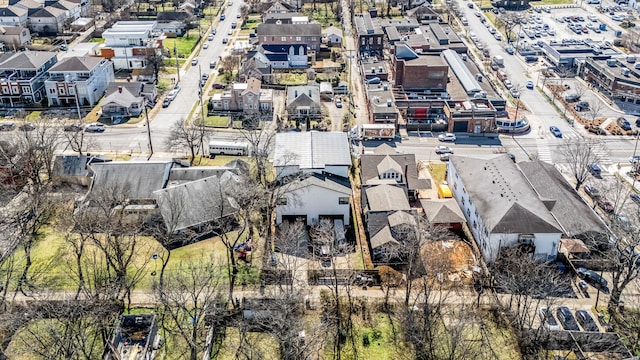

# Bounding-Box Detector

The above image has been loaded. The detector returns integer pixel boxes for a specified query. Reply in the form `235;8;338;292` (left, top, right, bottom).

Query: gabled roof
106;81;155;96
0;25;24;35
53;154;111;178
0;6;27;17
365;185;410;212
48;56;103;72
265;0;295;12
286;85;320;107
323;25;342;37
50;0;78;11
167;160;250;185
420;198;466;224
89;161;174;200
273;131;351;169
30;6;66;18
360;153;430;191
14;0;41;10
101;86;142;108
376;155;403;177
285;172;351;194
262;43;307;55
256;23;321;36
370;225;398;249
518;160;608;238
0;50;56;70
449;154;562;234
157;11;190;21
154;171;242;232
388;210;416;228
242;77;261;96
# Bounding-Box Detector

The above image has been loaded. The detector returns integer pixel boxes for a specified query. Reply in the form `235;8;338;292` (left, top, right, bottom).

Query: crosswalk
536;138;553;163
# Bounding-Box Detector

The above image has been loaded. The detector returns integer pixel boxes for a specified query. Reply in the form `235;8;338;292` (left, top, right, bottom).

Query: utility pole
145;101;153;159
174;40;180;83
199;64;206;156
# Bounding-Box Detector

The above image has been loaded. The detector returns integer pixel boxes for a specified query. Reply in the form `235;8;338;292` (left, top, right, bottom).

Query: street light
632;131;640;188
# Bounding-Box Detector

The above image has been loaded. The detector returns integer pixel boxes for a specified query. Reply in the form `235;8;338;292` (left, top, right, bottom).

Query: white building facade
45;56;115;107
100;21;164;70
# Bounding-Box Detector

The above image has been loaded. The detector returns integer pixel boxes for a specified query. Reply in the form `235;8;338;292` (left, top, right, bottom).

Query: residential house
259;44;308;68
275;172;352;226
447;154;564;262
263;0;296;15
28;6;67;35
263;12;305;24
154;171;244;234
285;84;321;121
13;0;43;16
0;50;58;107
166;160;249;185
322;25;342;46
273;131;351;179
354;12;384;56
420;198;466;230
406;4;440;23
104;314;160;360
0;6;28;27
256;23;322;52
45;56;115;107
359;152;430;201
50;0;81;21
157;20;186;36
52;154;111;186
100;82;157;117
156;11;191;22
240;51;272;82
518;160;610;249
273;131;352;226
366;83;398;124
209;77;273;114
0;25;31;48
100;21;164;70
363;185;414;262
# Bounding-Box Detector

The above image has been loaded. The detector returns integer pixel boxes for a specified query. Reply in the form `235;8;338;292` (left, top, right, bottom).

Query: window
281;36;286;41
461;197;465;205
296;36;301;41
338;197;349;204
467;208;471;217
276;197;287;205
453;182;457;190
49;88;55;94
473;221;477;229
475;209;478;217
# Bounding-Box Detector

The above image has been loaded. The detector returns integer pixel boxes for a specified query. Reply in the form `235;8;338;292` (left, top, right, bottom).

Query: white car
203;43;209;49
84;123;105;132
438;133;456;142
435;146;454;154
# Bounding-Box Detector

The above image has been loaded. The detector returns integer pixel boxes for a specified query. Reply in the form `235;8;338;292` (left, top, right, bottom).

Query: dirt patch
420;240;477;283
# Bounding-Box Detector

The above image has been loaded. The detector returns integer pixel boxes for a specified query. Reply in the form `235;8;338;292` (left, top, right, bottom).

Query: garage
452;121;468;132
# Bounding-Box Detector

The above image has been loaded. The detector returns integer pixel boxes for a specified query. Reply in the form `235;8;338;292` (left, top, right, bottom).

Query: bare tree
220;55;242;82
560;139;600;191
585;100;605;123
574;82;588;100
166;119;205;165
154;255;226;360
495;13;519;43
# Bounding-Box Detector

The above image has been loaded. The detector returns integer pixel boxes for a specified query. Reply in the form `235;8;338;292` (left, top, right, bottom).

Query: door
453;121;468;132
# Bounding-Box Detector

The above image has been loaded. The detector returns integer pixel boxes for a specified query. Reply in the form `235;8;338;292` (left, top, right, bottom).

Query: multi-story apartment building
44;56;114;107
256;23;321;51
0;50;57;107
100;21;164;70
0;6;28;27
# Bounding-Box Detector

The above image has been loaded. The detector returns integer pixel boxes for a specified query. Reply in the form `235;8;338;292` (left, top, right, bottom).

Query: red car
596;198;614;213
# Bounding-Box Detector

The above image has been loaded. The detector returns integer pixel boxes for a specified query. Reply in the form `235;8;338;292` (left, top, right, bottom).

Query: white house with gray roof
448;154;563;262
45;56;114;107
273;131;352;226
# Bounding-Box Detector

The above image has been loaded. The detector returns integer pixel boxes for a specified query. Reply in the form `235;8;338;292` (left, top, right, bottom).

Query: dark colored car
539;307;560;330
589;163;602;177
618;117;632;130
63;124;83;132
577;267;609;292
584;184;601;198
0;122;15;131
635;118;640;127
575;310;599;332
630;193;640;205
212;83;225;89
574;101;590;111
556;306;580;331
595;197;614;213
18;123;35;131
162;98;171;108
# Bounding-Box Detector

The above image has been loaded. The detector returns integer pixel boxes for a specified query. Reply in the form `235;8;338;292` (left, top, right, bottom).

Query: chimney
118;86;122;93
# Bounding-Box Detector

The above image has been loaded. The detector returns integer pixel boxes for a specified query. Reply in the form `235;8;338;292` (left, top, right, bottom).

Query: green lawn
333;314;407;360
88;37;105;43
428;163;447;185
205;115;230;127
531;0;573;4
273;72;308;85
171;30;201;57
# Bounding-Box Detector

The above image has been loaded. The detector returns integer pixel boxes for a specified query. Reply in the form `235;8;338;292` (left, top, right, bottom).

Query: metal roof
442;49;481;95
273;132;351;169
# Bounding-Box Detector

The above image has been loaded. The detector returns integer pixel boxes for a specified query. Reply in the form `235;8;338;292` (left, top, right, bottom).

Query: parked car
539;307;561;331
212;83;225;89
435;146;454;154
635;117;640;127
595;197;614;213
556;306;580;331
574;101;590;111
210;61;217;69
630;193;640;205
84;123;105;133
577;267;609;292
63;124;83;132
222;38;228;44
549;126;563;138
203;43;209;49
0;122;15;131
526;80;534;89
589;163;602;177
335;99;342;108
617;117;632;130
584;184;601;198
18;123;35;131
162;98;171;108
191;59;198;66
565;93;581;102
503;79;513;89
202;73;209;81
208;34;214;41
613;215;633;232
440;153;451;161
510;88;521;98
438;133;457;142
